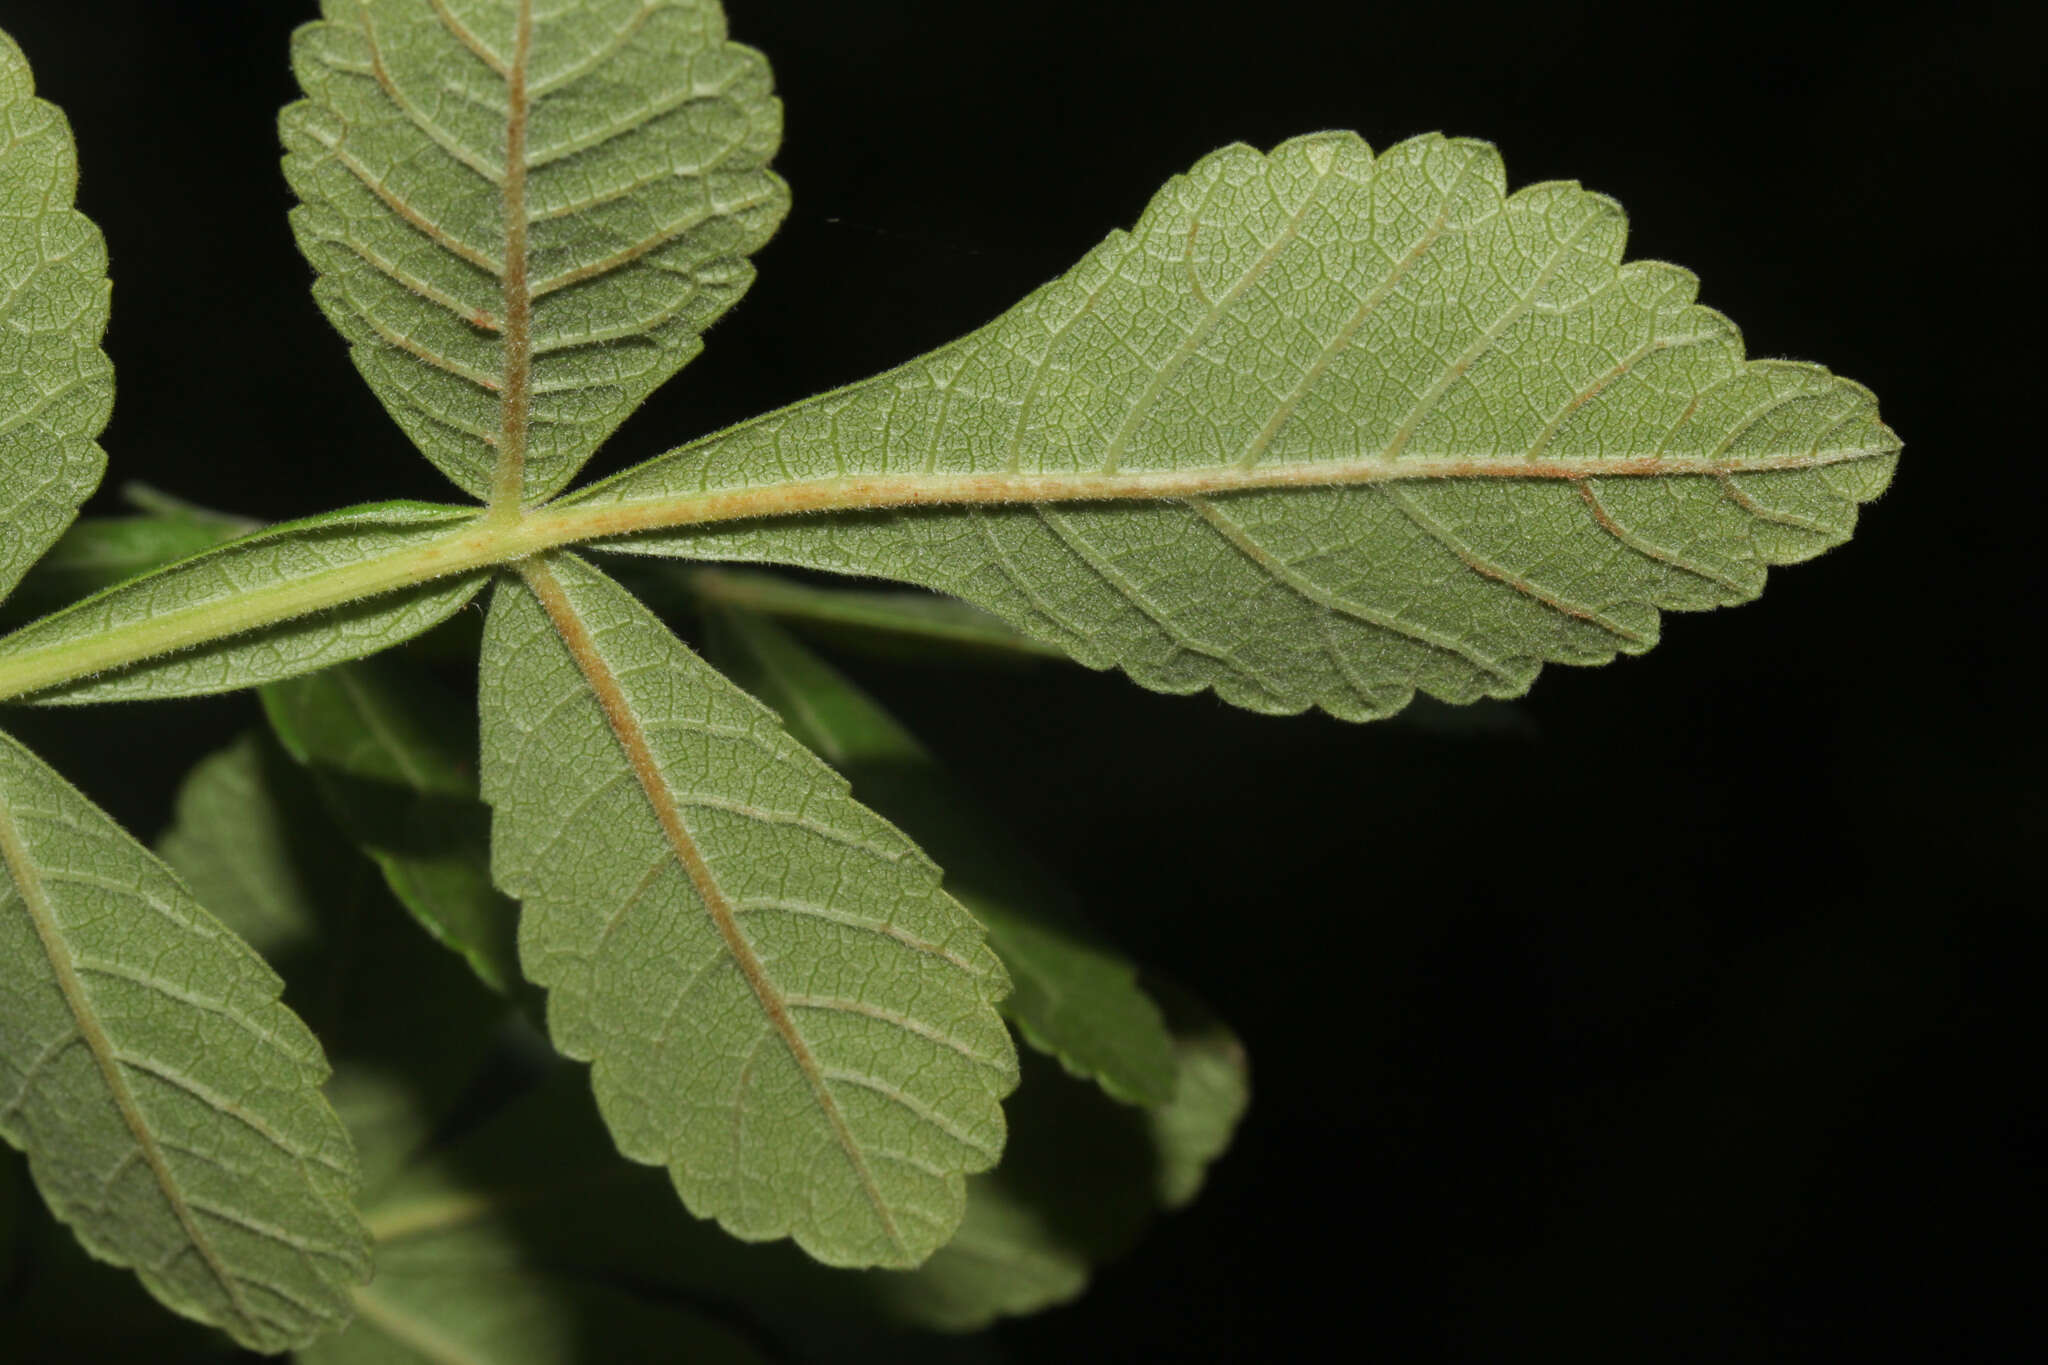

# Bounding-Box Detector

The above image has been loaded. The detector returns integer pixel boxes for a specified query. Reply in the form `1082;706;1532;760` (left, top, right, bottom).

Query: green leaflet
0;502;487;704
330;1010;1244;1345
283;0;789;506
873;1003;1249;1331
685;566;1066;661
1144;979;1251;1211
0;30;111;605
328;1069;792;1365
118;481;264;535
0;730;369;1353
570;131;1900;720
305;1264;770;1365
0;1149;233;1365
703;607;1179;1106
310;1070;769;1365
261;658;520;995
479;554;1017;1268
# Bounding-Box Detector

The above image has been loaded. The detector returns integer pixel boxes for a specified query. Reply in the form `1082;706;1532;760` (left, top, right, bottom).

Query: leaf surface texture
283;0;788;503
0;30;111;603
575;132;1899;718
479;554;1016;1267
0;732;369;1351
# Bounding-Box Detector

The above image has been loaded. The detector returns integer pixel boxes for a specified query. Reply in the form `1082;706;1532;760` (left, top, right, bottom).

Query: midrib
485;0;536;520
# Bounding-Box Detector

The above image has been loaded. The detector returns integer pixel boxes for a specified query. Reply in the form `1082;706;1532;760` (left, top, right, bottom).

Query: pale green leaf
1142;979;1250;1210
326;1067;794;1365
0;729;369;1352
572;131;1899;720
303;1263;770;1365
704;607;1178;1106
157;730;506;1199
0;502;487;704
260;658;520;994
478;554;1017;1268
0;1139;18;1278
874;997;1248;1332
156;735;330;967
345;1001;1244;1336
0;514;247;624
308;1080;770;1365
283;0;789;505
0;29;111;604
118;480;264;535
685;566;1065;661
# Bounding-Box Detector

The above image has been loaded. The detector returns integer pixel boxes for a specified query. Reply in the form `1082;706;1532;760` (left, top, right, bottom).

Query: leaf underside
0;733;369;1353
283;0;789;504
479;554;1016;1269
574;131;1899;720
0;30;110;606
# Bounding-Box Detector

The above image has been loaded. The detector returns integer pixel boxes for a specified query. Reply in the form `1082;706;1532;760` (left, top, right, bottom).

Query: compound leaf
479;554;1016;1268
0;729;369;1352
572;131;1899;720
704;607;1178;1106
260;658;520;995
0;502;487;704
283;0;788;506
0;29;111;605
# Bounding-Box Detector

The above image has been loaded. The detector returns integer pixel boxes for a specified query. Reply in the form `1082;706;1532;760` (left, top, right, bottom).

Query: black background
0;1;2037;1361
